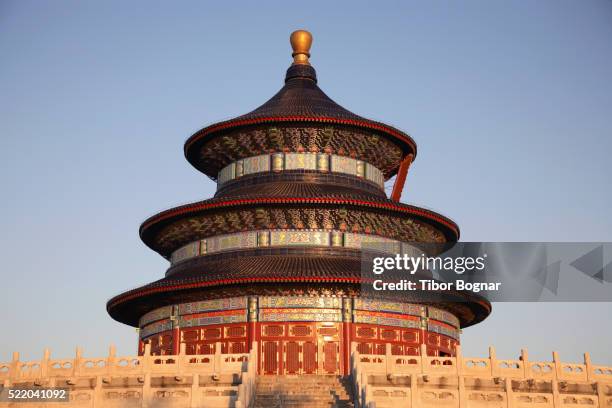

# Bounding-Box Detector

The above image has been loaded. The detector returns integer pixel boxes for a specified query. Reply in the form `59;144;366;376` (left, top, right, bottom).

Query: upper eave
184;65;417;178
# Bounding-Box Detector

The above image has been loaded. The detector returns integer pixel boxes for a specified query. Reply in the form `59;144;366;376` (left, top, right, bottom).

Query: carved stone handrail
0;342;251;384
349;344;612;408
235;342;258;408
1;343;257;408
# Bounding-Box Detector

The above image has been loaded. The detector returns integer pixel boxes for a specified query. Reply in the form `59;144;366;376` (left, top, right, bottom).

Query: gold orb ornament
290;30;313;65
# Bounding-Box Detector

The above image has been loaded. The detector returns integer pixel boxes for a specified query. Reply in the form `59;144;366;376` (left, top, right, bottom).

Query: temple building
2;30;610;408
106;30;491;376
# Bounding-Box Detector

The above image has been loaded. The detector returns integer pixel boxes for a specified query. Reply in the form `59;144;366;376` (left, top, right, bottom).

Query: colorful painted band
217;152;385;188
170;229;416;265
139;296;462;338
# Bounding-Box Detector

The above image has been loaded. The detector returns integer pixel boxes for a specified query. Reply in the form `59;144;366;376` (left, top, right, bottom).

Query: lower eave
107;276;491;329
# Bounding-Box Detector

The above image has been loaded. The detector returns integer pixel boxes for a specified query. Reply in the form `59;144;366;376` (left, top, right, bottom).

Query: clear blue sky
1;1;611;364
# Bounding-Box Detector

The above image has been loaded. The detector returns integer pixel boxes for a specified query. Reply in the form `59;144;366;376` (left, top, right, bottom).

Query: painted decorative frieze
428;307;460;328
179;310;247;328
285;152;317;171
242;154;270;174
354;311;420;329
217;162;235;185
259;296;342;309
270;230;330;247
366;162;384;187
140;319;172;338
353;299;424;317
170;241;200;264
343;233;401;253
169;229;410;265
330;155;357;175
428;321;460;340
216;152;385;188
259;308;342;322
139;305;173;327
178;297;247;315
206;231;258;253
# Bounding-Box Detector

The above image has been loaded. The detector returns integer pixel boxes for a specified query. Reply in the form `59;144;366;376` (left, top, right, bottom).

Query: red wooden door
262;341;279;374
285;341;300;374
323;342;339;374
303;341;317;374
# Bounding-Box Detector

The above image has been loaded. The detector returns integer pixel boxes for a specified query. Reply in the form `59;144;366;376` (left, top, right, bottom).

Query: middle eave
139;195;460;259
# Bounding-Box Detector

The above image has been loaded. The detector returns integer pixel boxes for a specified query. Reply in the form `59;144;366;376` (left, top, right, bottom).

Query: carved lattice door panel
262;341;279;374
302;341;317;374
281;340;318;375
322;341;339;374
284;341;300;374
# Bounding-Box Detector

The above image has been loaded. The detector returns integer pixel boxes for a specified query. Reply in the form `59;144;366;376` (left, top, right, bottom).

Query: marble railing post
419;343;427;374
552;351;561;381
141;373;152;408
93;375;103;407
213;342;222;373
74;347;83;377
455;344;463;376
107;344;117;374
10;351;19;383
410;373;418;408
490;346;499;377
584;352;593;382
520;349;529;378
552;351;561;408
190;373;200;408
458;375;467;408
41;348;50;378
142;343;152;373
361;370;368;407
595;382;606;408
179;342;186;371
505;377;515;408
385;343;392;374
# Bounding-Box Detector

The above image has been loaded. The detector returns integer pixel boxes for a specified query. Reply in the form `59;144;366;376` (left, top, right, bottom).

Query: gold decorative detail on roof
290;29;313;65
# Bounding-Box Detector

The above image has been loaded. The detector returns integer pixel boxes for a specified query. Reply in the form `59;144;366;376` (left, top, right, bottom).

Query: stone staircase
253;375;354;408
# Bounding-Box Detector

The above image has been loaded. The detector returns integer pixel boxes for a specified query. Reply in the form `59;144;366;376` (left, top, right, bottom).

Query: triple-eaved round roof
106;31;491;331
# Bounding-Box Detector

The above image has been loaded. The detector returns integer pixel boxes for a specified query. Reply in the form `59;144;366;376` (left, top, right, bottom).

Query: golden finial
290;30;313;65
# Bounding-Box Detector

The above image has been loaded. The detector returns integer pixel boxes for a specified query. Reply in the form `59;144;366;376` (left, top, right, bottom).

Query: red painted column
342;298;353;375
137;337;145;356
420;311;429;356
172;326;180;355
247;296;260;374
247;296;258;352
171;305;180;355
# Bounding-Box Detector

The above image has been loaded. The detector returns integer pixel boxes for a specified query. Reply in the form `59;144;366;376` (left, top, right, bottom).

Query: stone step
253;375;354;408
256;393;350;398
258;375;342;379
253;403;351;408
257;390;351;398
256;387;350;393
258;378;344;384
255;397;349;401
